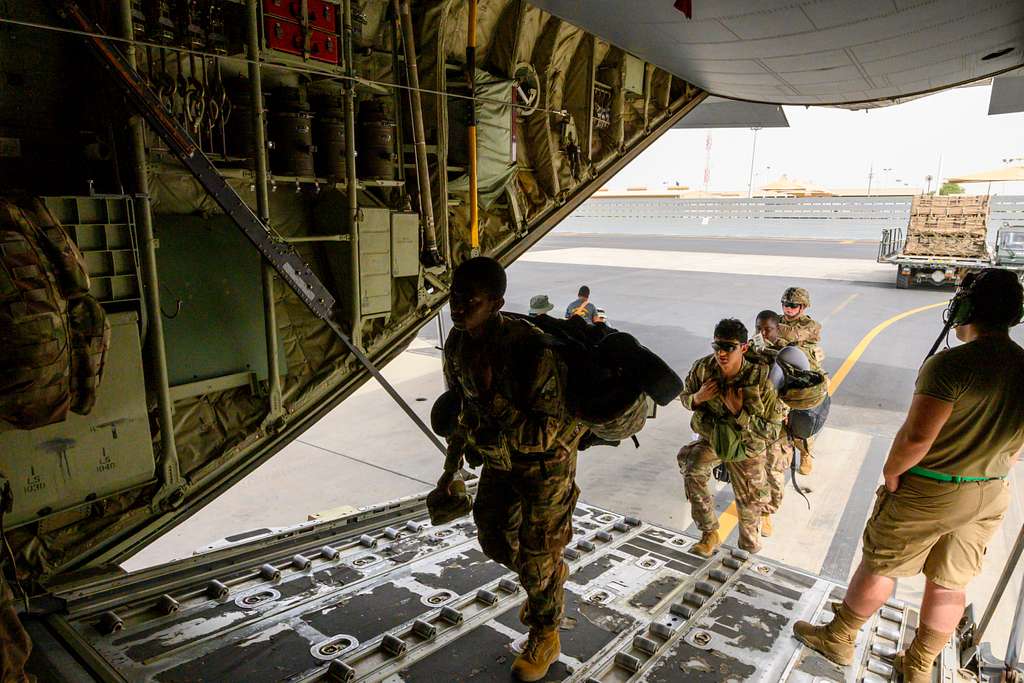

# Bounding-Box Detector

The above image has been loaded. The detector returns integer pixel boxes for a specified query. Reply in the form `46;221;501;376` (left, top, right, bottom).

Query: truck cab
995;227;1024;272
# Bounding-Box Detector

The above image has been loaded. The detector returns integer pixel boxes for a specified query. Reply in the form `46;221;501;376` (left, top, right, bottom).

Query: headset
926;269;1024;359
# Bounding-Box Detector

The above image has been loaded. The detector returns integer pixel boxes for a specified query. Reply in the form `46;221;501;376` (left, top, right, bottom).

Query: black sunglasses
711;341;740;352
781;301;800;308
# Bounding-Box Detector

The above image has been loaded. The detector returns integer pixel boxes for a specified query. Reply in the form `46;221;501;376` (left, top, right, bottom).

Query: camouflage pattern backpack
0;198;110;429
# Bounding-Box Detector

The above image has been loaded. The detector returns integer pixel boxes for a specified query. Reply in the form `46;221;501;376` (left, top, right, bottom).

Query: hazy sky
609;84;1024;195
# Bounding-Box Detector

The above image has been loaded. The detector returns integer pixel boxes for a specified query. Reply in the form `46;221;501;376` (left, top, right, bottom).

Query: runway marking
715;299;947;542
828;301;947;395
822;293;860;324
839;240;855;244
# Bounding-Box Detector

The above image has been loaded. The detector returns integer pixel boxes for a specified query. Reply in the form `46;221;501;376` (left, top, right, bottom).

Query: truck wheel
896;269;913;289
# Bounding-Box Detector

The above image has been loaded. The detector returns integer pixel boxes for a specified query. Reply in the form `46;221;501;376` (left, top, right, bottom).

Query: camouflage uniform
743;349;793;514
0;573;32;682
443;314;584;633
776;288;824;372
776;315;824;371
678;355;785;550
0;198;110;430
764;436;793;514
778;288;824;467
774;313;823;463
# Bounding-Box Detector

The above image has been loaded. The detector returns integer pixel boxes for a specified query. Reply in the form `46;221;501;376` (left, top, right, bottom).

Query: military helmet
426;477;473;526
782;287;810;307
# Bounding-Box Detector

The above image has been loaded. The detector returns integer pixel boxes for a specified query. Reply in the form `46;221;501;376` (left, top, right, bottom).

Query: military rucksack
0;198;111;429
775;357;829;411
748;346;830;439
504;312;682;444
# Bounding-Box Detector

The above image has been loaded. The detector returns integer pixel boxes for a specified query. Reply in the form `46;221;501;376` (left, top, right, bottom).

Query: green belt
907;466;1006;484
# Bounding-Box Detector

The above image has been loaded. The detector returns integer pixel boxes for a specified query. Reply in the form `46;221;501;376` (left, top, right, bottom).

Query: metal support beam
245;0;283;418
117;0;182;505
396;0;442;266
342;0;362;349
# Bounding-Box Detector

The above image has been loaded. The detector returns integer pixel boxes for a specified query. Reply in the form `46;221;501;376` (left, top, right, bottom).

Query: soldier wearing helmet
776;287;824;371
776;287;825;475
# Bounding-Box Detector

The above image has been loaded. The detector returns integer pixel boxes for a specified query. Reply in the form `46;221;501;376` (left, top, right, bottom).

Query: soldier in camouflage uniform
752;310;792;538
777;287;824;371
761;436;792;537
778;287;824;475
434;257;584;682
678;319;785;556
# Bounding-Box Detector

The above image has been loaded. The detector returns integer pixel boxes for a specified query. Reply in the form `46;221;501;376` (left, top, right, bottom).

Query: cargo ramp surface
33;497;973;682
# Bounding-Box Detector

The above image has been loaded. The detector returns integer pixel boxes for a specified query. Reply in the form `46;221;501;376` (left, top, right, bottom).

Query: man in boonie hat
529;294;555;317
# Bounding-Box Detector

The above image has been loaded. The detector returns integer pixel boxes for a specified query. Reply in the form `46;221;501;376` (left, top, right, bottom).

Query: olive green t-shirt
915;336;1024;478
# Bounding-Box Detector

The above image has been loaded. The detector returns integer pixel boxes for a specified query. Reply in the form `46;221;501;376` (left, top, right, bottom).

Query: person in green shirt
792;268;1024;683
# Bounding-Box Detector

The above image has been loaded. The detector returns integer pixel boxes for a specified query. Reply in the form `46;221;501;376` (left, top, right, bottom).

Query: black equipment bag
788;393;831;440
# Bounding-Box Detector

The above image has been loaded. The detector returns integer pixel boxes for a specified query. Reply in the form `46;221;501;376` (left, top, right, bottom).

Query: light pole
867;162;874;196
746;127;761;198
925;174;933;194
754;164;772;197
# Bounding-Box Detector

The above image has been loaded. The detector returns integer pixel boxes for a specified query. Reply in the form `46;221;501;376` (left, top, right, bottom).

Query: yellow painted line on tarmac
718;501;741;540
827;301;947;395
712;299;947;538
839;240;855;244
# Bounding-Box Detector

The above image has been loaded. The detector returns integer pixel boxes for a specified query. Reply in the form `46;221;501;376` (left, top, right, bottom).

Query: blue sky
610;84;1024;195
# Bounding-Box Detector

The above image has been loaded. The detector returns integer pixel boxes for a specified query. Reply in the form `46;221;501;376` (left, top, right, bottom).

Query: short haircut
578;285;590;297
453;256;507;299
714;318;748;343
970;268;1024;329
756;310;780;324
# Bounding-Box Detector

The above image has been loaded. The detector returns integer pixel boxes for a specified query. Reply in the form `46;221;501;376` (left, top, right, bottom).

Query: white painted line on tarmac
519;247;892;283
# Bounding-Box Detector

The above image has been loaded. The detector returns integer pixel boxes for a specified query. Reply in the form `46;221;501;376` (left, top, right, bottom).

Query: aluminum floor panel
51;502;942;682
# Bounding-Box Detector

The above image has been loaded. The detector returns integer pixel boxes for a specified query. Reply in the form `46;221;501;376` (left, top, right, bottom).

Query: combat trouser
765;437;793;515
0;576;32;683
473;447;579;633
795;435;814;459
677;439;769;551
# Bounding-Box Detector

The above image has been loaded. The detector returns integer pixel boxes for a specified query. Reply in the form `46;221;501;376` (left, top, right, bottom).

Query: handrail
974;522;1024;647
877;227;904;263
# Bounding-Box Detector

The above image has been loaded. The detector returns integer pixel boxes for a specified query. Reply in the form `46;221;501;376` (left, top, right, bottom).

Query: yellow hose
468;0;479;252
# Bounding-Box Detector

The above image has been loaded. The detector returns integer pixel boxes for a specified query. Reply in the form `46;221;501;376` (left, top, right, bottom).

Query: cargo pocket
868;485;891;520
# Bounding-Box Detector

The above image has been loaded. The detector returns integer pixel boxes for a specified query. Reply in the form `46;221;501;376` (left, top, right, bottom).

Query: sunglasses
711;341;740;352
781;301;800;308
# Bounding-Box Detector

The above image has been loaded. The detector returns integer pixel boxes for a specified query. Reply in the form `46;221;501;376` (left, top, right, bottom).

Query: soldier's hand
436;470;457;496
693;379;720;405
723;387;743;415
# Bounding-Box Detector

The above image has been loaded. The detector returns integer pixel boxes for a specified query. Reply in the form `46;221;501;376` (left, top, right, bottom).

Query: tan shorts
861;474;1009;589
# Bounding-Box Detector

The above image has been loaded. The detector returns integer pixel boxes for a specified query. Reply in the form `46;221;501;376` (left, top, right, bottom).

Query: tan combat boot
511;628;560;681
761;515;773;537
799;455;814;475
691;531;721;557
894;624;950;683
792;602;868;666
